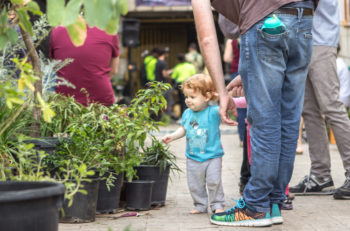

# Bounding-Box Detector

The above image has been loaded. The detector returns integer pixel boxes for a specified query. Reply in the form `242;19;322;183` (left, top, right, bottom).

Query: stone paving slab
59;124;350;231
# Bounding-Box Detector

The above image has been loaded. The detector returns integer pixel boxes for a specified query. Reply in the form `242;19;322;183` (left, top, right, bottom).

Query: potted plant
0;135;66;231
134;138;180;206
42;99;111;223
94;81;172;212
0;0;128;229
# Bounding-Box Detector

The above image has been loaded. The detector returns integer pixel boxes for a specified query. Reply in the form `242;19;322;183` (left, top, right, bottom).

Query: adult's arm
192;0;237;125
109;56;119;78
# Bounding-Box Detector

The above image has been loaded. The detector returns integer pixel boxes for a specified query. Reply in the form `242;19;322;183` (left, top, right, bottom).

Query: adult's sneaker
271;203;283;224
333;176;350;199
210;198;272;227
289;174;335;195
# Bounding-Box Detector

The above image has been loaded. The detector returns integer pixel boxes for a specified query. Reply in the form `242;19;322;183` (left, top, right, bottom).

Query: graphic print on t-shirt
187;118;208;154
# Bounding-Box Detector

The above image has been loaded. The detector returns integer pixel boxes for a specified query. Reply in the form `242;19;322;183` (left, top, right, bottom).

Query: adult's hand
227;75;244;97
219;94;238;126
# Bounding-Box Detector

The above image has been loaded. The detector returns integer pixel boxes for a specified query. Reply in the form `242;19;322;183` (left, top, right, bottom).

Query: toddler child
162;74;225;214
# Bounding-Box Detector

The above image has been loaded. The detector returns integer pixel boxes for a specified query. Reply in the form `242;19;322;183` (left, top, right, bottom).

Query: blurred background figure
140;47;160;85
155;47;173;119
171;53;197;115
50;25;120;107
185;43;203;73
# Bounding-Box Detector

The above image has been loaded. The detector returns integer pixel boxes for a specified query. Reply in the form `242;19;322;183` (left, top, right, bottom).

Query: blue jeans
239;10;313;213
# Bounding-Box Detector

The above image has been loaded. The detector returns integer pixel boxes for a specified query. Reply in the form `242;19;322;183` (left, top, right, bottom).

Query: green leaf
17;9;33;35
105;17;119;35
103;139;113;146
11;0;24;4
118;0;128;15
86;170;95;176
79;189;88;195
47;0;65;26
62;0;83;26
84;0;113;30
7;27;18;44
0;34;8;50
26;1;43;16
66;16;87;46
0;8;7;27
95;0;113;29
83;0;96;27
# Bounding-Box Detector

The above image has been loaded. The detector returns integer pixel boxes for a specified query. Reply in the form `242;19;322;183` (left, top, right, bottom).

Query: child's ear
205;92;211;101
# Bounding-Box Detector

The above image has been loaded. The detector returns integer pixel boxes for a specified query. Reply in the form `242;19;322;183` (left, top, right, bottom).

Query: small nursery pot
59;177;100;223
135;165;170;206
125;180;154;211
96;172;124;214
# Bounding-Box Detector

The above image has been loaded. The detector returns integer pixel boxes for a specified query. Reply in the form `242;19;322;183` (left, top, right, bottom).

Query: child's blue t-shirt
182;105;224;162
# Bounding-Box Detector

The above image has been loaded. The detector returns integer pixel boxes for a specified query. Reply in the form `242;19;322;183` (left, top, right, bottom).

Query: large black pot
125;180;154;211
134;165;170;206
96;172;124;214
0;181;65;231
60;177;100;223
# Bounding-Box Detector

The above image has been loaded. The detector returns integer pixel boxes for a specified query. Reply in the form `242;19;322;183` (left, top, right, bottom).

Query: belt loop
297;8;304;22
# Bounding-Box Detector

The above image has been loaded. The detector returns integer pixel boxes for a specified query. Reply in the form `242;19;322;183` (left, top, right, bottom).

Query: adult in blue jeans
192;0;317;227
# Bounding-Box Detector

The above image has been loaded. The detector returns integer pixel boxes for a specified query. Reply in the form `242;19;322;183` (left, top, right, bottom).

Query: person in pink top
50;26;120;106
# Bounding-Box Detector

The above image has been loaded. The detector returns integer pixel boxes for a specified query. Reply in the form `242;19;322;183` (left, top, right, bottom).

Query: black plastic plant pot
0;181;65;231
125;180;154;211
60;177;100;223
24;137;62;155
96;172;124;214
135;165;170;206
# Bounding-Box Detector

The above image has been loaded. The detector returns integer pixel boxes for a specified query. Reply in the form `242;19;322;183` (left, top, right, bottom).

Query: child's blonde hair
180;74;218;101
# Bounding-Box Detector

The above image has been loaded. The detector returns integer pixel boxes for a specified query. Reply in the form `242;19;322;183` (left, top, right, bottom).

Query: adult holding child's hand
226;75;244;97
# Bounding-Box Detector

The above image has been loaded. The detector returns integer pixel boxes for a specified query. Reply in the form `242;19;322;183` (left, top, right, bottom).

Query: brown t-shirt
211;0;318;34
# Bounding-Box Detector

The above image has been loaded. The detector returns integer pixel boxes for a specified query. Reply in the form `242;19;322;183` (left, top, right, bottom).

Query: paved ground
60;124;350;231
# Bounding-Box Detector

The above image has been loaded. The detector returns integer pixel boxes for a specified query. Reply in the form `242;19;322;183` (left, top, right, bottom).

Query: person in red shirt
50;26;120;106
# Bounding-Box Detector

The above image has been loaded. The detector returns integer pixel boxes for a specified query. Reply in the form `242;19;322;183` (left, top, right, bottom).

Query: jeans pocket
300;28;313;40
257;26;287;63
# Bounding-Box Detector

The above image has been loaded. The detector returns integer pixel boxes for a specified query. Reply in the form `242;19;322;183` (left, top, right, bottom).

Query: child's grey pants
186;157;225;213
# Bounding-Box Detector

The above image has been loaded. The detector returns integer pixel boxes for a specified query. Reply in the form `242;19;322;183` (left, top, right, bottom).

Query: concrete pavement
59;123;350;231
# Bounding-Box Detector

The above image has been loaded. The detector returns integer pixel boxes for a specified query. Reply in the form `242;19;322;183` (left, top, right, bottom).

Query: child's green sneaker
271;203;283;224
210;198;272;227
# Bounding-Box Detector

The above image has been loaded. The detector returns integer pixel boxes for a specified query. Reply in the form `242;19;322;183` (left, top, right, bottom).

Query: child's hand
162;135;173;144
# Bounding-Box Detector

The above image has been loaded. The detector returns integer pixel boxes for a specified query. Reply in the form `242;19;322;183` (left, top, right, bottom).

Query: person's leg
239;124;250;195
296;117;303;154
290;47;343;195
239;20;285;213
311;47;350;177
165;89;174;115
304;46;350;197
239;13;312;212
270;13;313;205
186;158;208;213
206;157;225;213
305;46;350;177
303;47;334;179
237;108;247;145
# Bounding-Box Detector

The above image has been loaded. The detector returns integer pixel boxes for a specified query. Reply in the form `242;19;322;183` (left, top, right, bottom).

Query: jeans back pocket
257;25;287;63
